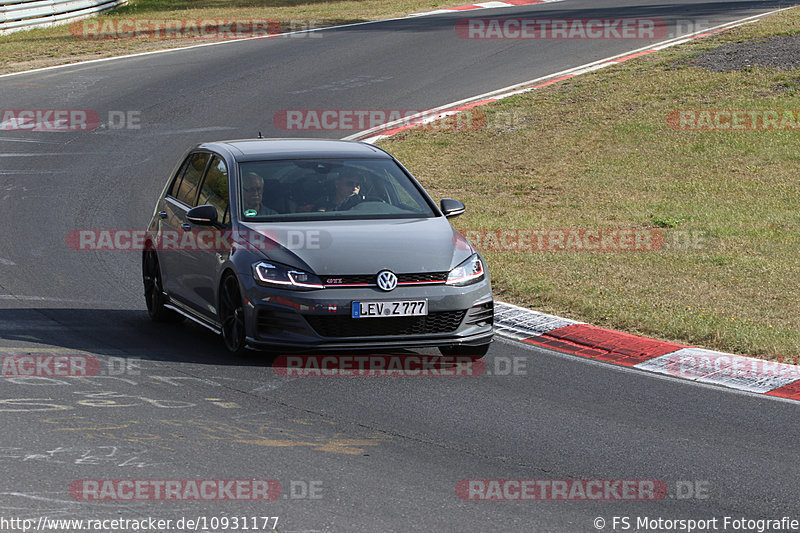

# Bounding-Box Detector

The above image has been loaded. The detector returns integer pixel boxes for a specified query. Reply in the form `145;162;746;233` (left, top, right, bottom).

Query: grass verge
378;8;800;358
0;0;444;75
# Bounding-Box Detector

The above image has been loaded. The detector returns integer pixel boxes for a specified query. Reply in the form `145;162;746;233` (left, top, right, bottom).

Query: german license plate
352;300;428;318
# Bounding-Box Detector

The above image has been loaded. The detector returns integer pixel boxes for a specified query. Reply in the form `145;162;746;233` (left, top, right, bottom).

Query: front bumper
240;279;493;351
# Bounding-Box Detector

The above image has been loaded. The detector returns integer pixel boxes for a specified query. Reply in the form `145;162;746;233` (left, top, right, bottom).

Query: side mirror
440;198;466;218
187;204;219;226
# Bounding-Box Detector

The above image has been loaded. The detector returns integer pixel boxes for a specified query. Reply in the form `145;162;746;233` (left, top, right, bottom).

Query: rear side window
167;159;190;198
173;152;210;206
197;156;230;225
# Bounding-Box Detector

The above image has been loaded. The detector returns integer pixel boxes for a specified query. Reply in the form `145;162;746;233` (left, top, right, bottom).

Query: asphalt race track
1;1;799;531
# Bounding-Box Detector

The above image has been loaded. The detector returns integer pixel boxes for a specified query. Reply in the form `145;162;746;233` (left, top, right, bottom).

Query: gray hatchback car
143;139;493;356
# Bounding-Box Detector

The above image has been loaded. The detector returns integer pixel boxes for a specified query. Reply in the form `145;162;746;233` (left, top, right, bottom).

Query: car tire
438;343;490;359
142;251;183;322
219;273;248;356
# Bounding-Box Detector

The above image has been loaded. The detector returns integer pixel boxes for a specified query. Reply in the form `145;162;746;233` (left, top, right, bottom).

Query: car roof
197;138;392;162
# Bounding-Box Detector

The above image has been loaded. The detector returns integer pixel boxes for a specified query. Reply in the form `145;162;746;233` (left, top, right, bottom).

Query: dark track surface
0;1;797;531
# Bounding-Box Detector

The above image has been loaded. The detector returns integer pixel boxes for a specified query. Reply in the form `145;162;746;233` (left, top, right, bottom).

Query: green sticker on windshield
244;209;257;217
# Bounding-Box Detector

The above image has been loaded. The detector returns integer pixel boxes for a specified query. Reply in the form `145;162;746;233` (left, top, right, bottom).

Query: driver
333;175;362;208
317;175;364;211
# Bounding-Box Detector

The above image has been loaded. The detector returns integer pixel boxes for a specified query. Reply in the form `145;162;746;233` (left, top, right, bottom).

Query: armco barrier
0;0;127;34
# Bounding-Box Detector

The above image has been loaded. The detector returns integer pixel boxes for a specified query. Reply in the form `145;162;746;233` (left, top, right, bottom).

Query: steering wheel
335;194;365;211
336;194;388;211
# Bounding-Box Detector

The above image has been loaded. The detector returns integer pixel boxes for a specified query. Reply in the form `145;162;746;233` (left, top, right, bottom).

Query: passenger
241;172;277;217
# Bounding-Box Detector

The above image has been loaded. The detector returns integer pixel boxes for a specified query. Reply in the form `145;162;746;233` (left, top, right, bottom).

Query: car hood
239;217;474;275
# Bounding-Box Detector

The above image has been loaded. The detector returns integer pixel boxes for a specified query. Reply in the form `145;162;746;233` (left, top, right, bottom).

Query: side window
167;157;191;198
175;152;210;206
197;156;230;225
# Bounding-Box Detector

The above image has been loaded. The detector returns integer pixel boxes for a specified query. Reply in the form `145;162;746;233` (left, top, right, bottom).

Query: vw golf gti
142;139;494;356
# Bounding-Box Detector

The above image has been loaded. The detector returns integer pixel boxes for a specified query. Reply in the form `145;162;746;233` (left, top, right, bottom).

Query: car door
158;151;210;303
182;154;231;320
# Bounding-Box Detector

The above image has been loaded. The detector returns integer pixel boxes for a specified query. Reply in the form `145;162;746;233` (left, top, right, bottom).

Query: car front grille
397;272;449;283
304;310;467;338
322;272;449;287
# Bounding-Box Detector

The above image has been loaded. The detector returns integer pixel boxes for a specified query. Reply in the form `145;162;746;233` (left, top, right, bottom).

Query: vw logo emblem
376;270;398;291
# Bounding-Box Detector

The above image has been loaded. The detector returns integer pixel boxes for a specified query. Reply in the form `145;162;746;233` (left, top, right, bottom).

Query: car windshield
237;158;438;221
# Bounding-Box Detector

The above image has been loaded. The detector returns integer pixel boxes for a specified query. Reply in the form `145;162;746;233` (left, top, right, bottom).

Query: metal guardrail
0;0;128;34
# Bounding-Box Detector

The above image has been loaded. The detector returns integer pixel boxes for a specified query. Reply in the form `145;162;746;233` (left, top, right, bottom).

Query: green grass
378;8;800;358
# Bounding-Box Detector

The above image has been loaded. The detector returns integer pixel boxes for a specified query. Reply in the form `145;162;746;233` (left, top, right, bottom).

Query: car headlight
252;261;323;290
446;253;484;286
